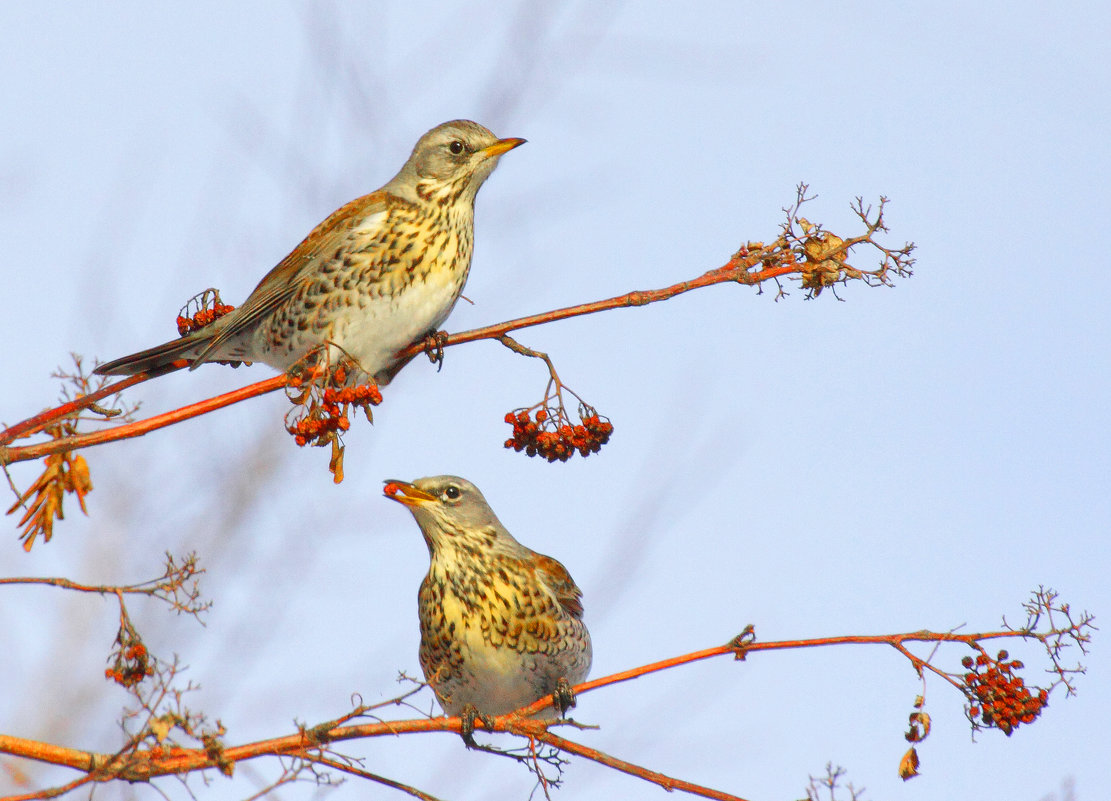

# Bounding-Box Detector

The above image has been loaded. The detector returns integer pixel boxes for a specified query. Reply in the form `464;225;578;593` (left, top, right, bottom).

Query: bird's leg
459;703;478;746
553;677;577;717
420;329;449;372
459;703;495;748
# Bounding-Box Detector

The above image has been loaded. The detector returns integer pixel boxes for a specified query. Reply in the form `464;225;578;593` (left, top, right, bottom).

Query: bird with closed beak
95;120;524;385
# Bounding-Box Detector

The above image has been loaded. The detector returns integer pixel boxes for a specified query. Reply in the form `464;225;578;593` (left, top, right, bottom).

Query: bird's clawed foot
421;330;449;372
459;703;495;748
553;677;577;717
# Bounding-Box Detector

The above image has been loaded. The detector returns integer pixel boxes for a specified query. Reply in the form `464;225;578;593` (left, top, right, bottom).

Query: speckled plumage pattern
387;476;592;717
95;120;523;385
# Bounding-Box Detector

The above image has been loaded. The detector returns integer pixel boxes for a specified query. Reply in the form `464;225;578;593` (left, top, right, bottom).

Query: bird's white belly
327;270;462;382
449;631;545;716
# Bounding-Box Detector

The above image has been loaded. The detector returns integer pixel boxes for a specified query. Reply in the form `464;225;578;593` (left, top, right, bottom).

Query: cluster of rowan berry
176;302;235;336
286;381;382;447
504;406;613;462
105;641;153;689
962;650;1048;736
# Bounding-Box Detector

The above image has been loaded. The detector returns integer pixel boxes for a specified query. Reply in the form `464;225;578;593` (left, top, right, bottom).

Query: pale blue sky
2;3;1108;800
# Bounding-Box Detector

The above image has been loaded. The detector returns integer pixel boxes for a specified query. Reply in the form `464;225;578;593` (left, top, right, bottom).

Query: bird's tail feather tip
92;338;201;377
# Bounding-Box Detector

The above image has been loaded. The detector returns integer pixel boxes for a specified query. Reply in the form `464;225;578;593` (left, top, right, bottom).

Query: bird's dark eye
448;140;465;155
444;486;461;500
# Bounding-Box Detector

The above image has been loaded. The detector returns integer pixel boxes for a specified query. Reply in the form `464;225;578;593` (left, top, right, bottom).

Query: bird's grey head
385;475;520;555
386;120;525;203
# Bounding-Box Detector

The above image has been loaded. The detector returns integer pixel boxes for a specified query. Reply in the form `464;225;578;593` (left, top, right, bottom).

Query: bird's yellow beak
480;137;526;159
384;480;435;507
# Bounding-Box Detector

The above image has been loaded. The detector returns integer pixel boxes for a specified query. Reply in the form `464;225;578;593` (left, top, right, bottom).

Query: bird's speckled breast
257;193;474;382
417;549;591;716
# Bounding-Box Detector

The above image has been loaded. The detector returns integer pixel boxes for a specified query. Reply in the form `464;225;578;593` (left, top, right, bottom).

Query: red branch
0;628;1027;801
0;372;150;446
0;257;786;467
396;258;790;357
1;375;287;463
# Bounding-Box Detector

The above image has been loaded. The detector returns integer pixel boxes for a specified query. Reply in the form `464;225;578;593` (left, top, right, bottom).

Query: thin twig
311;755;445;801
0;372;150;447
537;731;749;801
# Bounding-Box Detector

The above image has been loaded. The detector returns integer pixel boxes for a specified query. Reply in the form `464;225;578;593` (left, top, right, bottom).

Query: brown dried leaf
68;453;93;513
898;746;920;780
10;449;95;550
329;440;345;484
905;711;931;742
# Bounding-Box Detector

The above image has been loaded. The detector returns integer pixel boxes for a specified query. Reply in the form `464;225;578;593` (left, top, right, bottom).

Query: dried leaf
905;711;931;742
11;449;95;550
329;440;345;484
898;746;920;780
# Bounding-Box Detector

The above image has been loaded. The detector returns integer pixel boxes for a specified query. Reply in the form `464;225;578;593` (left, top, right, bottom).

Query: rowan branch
0;188;913;469
0;372;149;449
0;588;1089;801
0;373;288;464
2;189;913;545
0;552;208;622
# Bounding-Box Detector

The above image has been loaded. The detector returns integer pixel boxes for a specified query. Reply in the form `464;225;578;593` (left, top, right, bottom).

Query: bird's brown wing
192;190;390;367
534;554;585;619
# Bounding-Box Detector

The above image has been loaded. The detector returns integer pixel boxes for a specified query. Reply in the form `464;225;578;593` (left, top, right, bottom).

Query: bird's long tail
93;332;211;376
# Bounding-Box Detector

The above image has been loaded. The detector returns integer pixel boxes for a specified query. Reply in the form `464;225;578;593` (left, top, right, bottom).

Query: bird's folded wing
534;554;585;619
195;191;390;364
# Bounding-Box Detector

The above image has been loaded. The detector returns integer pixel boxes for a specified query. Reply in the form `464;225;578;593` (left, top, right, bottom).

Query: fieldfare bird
95;120;524;385
385;476;592;723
